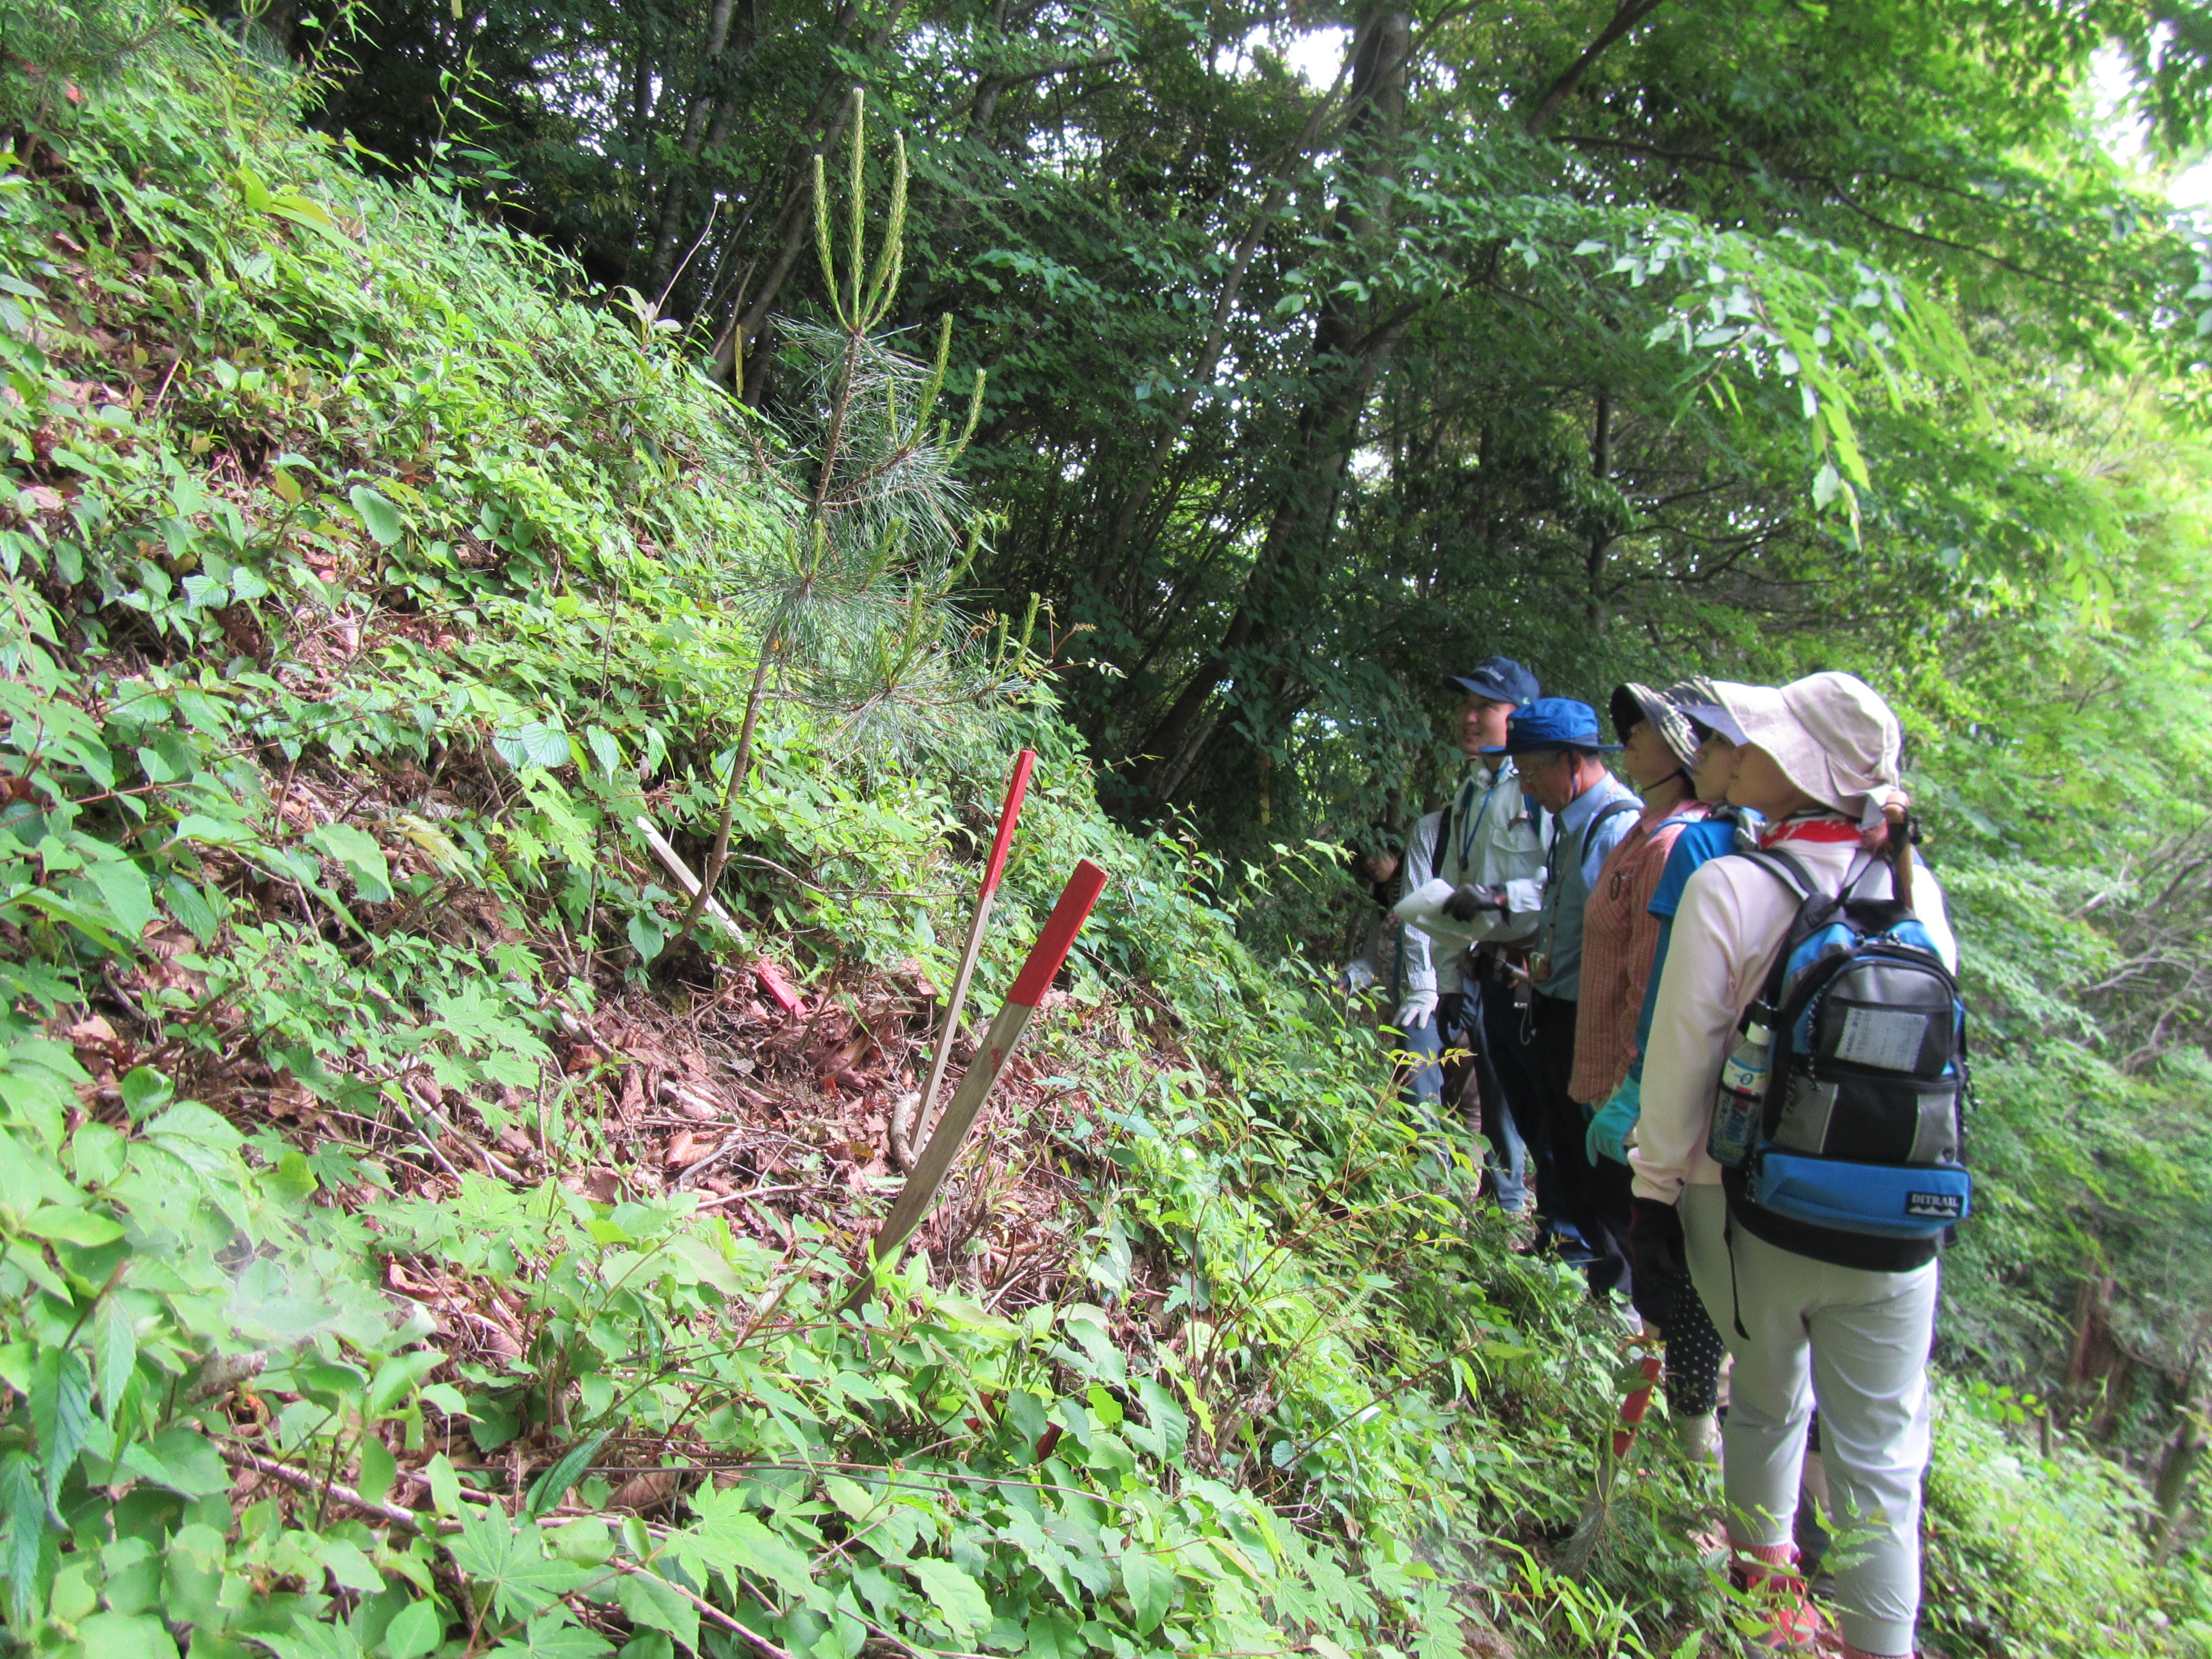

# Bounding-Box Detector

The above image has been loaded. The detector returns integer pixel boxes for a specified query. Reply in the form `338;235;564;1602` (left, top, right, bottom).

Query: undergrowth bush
0;9;2199;1659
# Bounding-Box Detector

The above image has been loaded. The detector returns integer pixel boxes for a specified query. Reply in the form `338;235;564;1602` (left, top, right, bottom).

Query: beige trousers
1681;1184;1937;1657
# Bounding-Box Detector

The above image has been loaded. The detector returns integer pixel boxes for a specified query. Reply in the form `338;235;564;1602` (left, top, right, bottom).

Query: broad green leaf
82;856;154;941
254;1618;363;1658
29;1347;90;1513
366;1349;443;1417
444;1511;595;1622
78;1612;179;1659
425;1451;463;1517
492;721;572;770
307;823;393;903
1024;1608;1082;1659
1133;1379;1188;1461
317;1536;384;1593
664;1233;741;1296
92;1296;135;1420
18;1204;123;1246
144;1102;244;1174
488;1614;612;1657
381;1599;444;1659
356;1436;397;1507
348;485;405;546
0;1451;43;1624
545;1517;613;1566
672;1486;827;1611
1812;458;1843;507
119;1066;172;1120
166;812;259;849
584;725;623;776
822;1474;879;1525
627;912;666;963
129;1428;229;1498
1119;1546;1172;1635
905;1558;990;1640
614;1569;700;1652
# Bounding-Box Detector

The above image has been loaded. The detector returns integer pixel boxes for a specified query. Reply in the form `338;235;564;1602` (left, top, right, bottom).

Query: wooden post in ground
906;749;1035;1157
841;857;1107;1312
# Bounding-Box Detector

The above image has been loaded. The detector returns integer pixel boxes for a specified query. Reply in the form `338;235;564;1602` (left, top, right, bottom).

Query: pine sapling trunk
675;646;774;945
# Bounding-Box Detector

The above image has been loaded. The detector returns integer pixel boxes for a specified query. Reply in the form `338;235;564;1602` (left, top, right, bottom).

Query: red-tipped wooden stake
907;749;1036;1156
843;857;1107;1311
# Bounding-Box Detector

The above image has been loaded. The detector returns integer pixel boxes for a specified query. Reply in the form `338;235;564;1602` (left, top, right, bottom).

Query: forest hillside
0;4;2207;1659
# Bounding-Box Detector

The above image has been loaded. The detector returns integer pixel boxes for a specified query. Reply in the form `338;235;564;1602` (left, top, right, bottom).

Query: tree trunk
646;0;750;300
1585;386;1613;627
1521;0;1673;139
1131;8;1415;804
1097;18;1408;599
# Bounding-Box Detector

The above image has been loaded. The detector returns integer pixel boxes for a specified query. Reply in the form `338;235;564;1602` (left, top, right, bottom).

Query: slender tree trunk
1132;8;1414;803
1129;0;1685;804
1585;387;1613;627
648;0;750;299
1097;19;1405;593
1143;307;1414;802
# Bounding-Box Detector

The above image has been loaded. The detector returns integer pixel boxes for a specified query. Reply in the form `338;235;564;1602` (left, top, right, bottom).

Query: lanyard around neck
1456;767;1506;871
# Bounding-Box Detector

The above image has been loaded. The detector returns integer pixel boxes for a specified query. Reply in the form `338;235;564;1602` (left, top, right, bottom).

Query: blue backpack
1721;846;1971;1272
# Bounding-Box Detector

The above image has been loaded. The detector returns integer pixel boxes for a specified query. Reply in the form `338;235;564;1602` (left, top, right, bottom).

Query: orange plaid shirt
1569;797;1714;1104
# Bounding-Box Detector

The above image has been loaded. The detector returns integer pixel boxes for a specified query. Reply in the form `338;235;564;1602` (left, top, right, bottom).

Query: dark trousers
1439;988;1529;1209
1475;976;1549;1217
1531;993;1631;1296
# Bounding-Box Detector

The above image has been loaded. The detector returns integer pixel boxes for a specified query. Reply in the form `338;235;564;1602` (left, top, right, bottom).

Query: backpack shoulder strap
1731;845;1817;902
1579;795;1640;864
1727;847;1849;1020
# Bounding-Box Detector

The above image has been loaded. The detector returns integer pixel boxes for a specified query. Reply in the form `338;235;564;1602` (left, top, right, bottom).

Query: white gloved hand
1394;989;1439;1030
1344;960;1378;993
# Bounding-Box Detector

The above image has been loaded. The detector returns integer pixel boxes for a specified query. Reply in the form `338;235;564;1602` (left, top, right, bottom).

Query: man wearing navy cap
1466;698;1642;1295
1421;657;1544;1216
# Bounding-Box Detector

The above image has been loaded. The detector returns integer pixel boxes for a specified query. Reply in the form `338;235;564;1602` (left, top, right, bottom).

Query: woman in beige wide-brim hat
1626;671;1956;1659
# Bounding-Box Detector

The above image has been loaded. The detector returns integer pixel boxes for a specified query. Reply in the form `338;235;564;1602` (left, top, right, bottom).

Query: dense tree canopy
288;0;2210;828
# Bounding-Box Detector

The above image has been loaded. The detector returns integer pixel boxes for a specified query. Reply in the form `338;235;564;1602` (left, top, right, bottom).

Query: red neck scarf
1761;810;1860;849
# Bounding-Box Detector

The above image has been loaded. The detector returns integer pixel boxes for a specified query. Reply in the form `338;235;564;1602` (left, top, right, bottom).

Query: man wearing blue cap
1418;657;1545;1215
1465;697;1642;1293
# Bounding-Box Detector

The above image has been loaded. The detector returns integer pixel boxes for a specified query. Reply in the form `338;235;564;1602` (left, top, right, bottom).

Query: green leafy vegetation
0;4;2205;1658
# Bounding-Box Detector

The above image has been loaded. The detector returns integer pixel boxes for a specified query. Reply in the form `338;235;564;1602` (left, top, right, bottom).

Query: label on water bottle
1706;1024;1772;1168
1707;1089;1760;1168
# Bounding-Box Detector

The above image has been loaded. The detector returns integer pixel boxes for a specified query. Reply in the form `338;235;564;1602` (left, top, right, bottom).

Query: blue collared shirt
1535;771;1642;1001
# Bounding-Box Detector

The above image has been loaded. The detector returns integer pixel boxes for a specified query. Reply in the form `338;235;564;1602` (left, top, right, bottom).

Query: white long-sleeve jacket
1627;836;1957;1204
1419;763;1546;992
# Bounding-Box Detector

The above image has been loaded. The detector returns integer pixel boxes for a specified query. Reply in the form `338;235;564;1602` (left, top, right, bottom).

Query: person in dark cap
1455;697;1641;1288
1417;656;1543;1214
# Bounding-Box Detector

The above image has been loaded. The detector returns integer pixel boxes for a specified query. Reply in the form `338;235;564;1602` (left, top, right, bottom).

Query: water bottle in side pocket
1707;1012;1774;1168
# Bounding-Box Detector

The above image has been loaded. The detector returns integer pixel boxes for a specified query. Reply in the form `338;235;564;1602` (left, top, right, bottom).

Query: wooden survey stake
842;857;1108;1311
908;748;1036;1155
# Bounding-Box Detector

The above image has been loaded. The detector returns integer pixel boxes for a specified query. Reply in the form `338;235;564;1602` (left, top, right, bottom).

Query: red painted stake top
980;749;1036;901
1006;858;1108;1008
